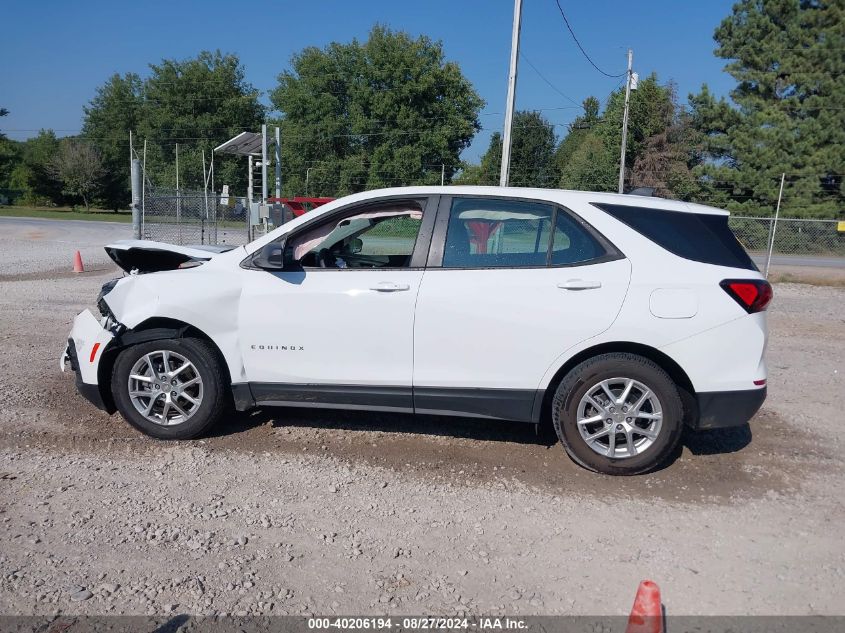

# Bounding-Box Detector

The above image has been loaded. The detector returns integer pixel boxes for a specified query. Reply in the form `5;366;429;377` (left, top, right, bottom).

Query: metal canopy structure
214;126;282;239
214;131;265;157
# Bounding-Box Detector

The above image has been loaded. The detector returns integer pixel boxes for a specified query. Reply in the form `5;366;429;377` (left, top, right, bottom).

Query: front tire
111;337;227;440
552;353;683;475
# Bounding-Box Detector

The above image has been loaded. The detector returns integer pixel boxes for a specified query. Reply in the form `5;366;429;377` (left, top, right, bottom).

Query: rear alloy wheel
552;353;683;475
112;337;227;440
576;378;663;459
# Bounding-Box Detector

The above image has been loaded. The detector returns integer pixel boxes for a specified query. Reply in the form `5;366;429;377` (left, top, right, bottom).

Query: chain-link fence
142;187;249;246
729;216;845;257
139;186;844;259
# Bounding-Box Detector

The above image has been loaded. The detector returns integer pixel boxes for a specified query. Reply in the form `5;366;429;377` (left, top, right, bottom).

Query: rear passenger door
412;195;631;421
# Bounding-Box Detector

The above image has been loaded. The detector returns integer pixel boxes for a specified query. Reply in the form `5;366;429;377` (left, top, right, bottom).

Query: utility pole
129;131;141;240
247;155;254;203
261;123;268;203
441;163;445;186
617;48;633;194
499;0;523;187
274;126;281;199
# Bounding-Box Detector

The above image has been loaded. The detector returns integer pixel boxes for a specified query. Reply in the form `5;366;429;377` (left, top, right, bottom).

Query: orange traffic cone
625;580;663;633
72;250;84;273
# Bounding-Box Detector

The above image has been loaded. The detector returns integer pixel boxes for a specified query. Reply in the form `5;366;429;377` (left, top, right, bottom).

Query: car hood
104;240;235;273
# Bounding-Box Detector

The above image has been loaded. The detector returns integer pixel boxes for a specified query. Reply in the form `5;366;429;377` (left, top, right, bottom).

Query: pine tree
693;0;845;217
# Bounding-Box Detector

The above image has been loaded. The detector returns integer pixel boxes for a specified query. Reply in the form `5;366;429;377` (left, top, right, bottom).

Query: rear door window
442;197;606;268
593;203;757;270
551;210;604;265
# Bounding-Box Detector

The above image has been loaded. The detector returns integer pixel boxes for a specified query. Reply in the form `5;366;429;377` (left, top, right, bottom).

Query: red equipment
267;197;334;218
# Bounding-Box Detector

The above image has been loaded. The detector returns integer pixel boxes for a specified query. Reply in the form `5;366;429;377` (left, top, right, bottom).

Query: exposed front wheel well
97;317;232;413
538;342;698;429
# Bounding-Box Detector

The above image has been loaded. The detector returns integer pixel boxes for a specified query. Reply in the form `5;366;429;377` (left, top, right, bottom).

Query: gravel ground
0;219;843;616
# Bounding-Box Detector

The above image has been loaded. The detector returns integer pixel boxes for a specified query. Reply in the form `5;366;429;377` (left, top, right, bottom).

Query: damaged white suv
62;186;771;475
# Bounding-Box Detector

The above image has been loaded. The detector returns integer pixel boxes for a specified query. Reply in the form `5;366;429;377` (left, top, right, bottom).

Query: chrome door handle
370;282;411;292
557;279;602;290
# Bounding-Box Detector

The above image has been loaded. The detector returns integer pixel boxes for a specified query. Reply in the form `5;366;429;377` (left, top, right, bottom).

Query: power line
553;0;625;78
519;54;584;109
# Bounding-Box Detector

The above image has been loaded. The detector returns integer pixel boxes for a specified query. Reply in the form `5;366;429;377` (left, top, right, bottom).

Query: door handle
370;282;411;292
557;279;602;290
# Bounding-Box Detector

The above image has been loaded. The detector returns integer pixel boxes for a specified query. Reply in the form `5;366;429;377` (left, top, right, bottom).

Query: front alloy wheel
112;337;228;439
128;350;204;426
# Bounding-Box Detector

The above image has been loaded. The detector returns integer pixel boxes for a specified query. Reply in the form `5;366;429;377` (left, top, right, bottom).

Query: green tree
49;138;103;210
270;25;484;196
0;108;19;197
138;51;265;194
455;132;501;185
82;73;143;210
11;130;64;205
558;75;679;192
82;51;265;207
458;111;557;187
558;132;617;192
629;84;705;199
692;0;845;217
554;97;600;179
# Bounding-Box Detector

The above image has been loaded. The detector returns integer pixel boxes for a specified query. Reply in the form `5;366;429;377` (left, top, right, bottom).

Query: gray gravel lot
0;218;843;616
0;217;131;276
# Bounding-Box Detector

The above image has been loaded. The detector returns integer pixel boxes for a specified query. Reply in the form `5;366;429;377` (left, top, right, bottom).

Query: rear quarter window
593;203;757;271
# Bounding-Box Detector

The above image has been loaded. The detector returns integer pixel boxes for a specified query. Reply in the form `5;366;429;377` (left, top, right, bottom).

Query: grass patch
769;271;845;287
0;206;133;223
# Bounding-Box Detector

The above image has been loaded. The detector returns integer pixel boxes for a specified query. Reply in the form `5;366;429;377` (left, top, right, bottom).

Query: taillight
720;279;773;313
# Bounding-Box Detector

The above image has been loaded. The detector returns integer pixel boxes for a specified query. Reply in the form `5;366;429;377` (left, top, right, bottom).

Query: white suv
61;186;770;475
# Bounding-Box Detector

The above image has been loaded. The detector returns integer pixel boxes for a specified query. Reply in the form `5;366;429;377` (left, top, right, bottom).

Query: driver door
237;196;436;411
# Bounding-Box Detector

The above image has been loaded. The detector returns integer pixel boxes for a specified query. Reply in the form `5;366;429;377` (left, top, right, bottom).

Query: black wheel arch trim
95;318;231;416
534;341;698;428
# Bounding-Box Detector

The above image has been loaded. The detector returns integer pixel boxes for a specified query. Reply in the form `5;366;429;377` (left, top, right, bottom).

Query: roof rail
625;186;656;197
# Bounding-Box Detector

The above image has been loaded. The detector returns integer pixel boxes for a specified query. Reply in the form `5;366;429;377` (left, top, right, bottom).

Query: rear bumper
693;387;766;430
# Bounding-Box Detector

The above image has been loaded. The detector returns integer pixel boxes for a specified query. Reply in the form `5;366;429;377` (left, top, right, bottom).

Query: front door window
291;202;424;269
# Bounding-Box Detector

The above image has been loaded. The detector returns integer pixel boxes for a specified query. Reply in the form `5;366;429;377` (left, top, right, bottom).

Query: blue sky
0;0;737;161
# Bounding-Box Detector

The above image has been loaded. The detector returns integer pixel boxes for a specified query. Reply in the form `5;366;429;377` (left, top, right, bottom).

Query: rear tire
552;353;683;475
111;337;228;440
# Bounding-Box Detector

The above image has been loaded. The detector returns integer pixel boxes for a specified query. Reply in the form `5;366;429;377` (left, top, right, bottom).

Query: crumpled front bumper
60;309;116;412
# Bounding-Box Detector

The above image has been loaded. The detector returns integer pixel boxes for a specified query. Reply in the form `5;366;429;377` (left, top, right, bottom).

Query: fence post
130;158;142;240
764;173;786;278
176;143;182;244
141;140;147;239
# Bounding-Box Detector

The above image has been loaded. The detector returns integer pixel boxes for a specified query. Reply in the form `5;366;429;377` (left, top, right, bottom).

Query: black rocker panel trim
250;383;413;413
244;383;540;422
413;387;537;422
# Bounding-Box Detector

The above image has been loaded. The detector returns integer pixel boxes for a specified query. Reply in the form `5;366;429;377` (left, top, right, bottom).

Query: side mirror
252;239;288;270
